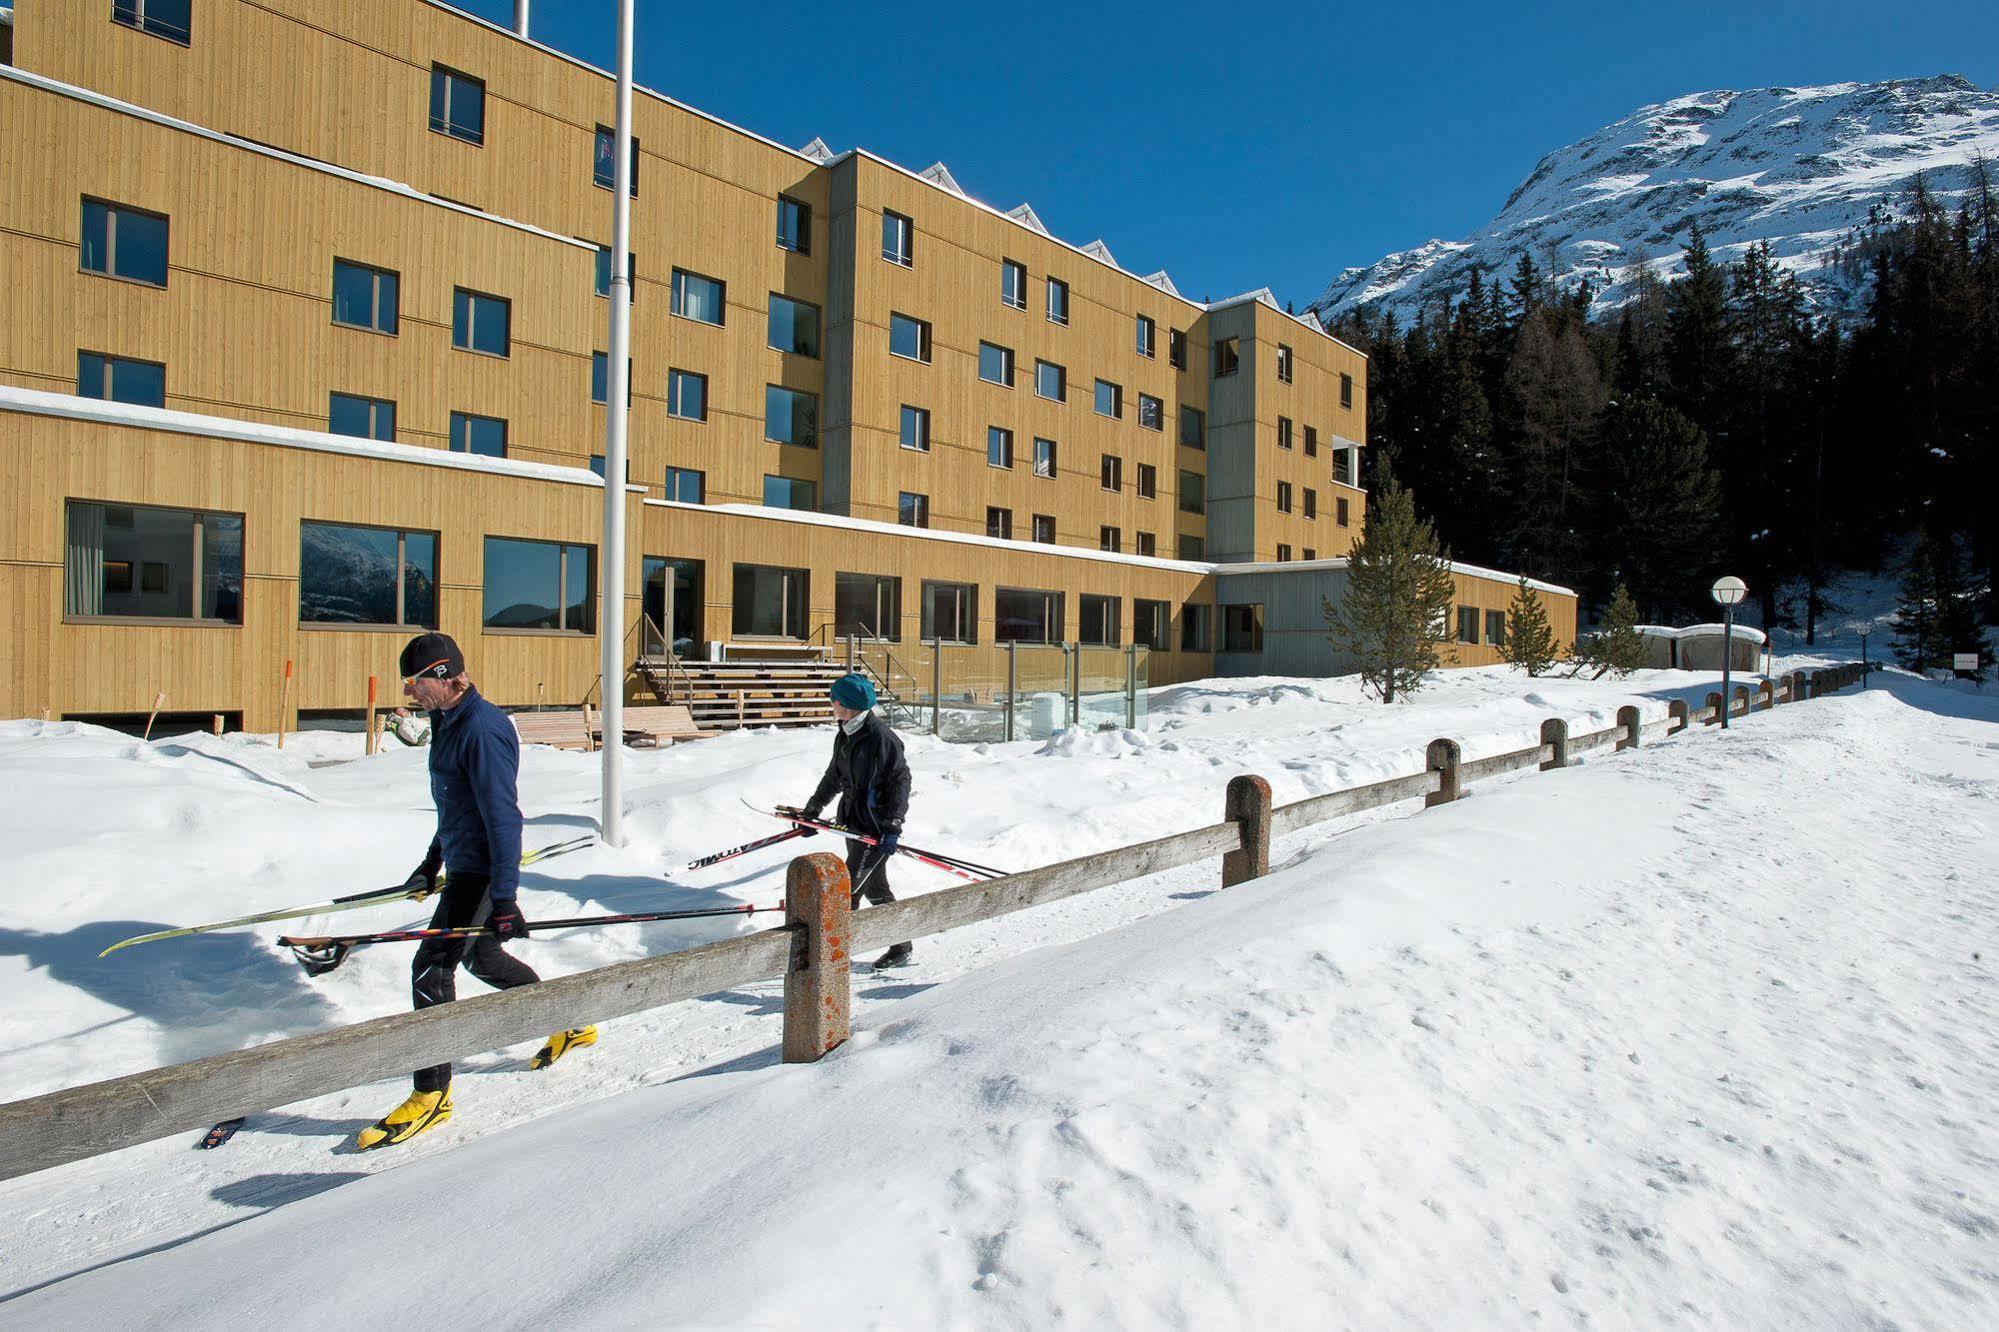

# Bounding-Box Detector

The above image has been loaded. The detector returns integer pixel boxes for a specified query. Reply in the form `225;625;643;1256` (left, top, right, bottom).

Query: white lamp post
1855;622;1871;689
598;0;635;846
1711;575;1747;728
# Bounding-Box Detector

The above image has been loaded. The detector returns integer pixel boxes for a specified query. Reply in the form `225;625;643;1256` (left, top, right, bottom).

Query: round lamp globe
1711;576;1748;607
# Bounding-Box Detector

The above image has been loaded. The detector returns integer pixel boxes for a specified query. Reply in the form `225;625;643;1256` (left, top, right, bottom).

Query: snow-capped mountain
1313;76;1999;327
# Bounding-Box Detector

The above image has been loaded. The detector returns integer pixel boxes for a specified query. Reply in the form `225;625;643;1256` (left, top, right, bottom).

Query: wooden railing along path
0;663;1867;1182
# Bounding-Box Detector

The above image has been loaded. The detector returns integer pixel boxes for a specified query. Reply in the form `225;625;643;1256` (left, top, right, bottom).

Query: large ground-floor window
300;522;437;627
732;563;809;638
643;555;703;655
1223;603;1264;653
1079;594;1120;646
64;499;242;622
995;586;1063;644
835;572;901;642
1135;599;1171;651
483;536;595;632
921;581;977;644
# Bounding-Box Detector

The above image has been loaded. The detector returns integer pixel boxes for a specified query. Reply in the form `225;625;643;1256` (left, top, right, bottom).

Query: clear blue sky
450;0;1999;308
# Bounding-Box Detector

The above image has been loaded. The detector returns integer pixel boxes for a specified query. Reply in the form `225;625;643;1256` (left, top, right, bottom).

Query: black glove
403;859;441;900
878;831;900;855
488;900;531;940
781;804;820;836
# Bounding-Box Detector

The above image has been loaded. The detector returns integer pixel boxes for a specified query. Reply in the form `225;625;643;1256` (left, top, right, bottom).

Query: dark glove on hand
789;805;822;836
488;900;531;940
879;831;900;855
403;861;441;900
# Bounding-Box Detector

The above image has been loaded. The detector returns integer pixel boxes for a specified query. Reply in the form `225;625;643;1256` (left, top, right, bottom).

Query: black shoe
871;945;914;969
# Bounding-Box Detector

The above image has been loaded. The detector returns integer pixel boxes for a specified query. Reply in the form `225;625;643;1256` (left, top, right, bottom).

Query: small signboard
1954;653;1981;672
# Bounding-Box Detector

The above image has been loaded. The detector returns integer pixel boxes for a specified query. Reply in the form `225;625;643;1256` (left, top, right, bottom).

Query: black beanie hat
399;631;466;681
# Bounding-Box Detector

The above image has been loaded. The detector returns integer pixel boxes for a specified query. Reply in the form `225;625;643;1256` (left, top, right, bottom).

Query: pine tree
1503;576;1559;676
1894;527;1942;670
1593;396;1722;620
1570;584;1648;678
1322;460;1459;703
1665;220;1734;443
1930;527;1995;672
1505;310;1605;589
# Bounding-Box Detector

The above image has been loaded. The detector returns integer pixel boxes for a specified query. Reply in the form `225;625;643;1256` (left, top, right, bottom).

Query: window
1213;337;1240;378
889;312;932;363
1001;258;1027;310
1457;607;1480;645
1034;359;1066;402
667;368;708;422
1337;496;1351;526
1135;532;1156;557
1487;609;1508;648
1276;544;1291;562
1033;437;1058;478
590;352;632;407
979;341;1014;387
988;426;1014;469
1303;548;1316;561
1138;393;1163;432
672;268;726;325
1223;604;1264;653
1303;488;1317;519
1340;373;1354;408
898;492;929;528
300;522;437;627
776;195;811;254
1276;343;1293;383
1135;599;1170;650
768;294;821;357
1080;594;1120;646
1099;526;1121;553
113;0;191;44
451;288;510;357
1136;463;1157;499
882;210;913;266
1031;514;1056;544
900;405;931;453
331;259;398;334
1178;534;1205;560
663;467;704;503
1179;405;1205;449
986;507;1012;540
428;65;485;145
1278;417;1294;450
592;125;639;194
835;572;901;641
762;476;816;510
77;351;164;407
329;392;394;441
764;386;818;447
594;246;636;300
483;537;595;632
1136;314;1156;359
1335;449;1355;485
449;411;506;457
1180;603;1212;650
922;581;978;643
996;586;1062;643
80;199;168;287
1100;454;1122;492
1179;470;1205;514
1277;481;1293;513
1095;379;1123;419
65;501;241;622
733;563;809;637
1046;276;1070;326
1169;328;1187;370
1303;425;1318;457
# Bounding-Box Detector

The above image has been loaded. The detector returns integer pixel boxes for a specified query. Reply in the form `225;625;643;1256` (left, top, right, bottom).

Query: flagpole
599;0;634;846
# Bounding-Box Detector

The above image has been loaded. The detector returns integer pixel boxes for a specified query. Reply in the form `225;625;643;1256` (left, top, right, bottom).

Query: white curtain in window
65;503;105;616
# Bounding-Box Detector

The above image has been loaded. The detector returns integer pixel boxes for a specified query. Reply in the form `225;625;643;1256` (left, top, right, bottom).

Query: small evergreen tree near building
1503;576;1560;676
1570;584;1648;678
1896;526;1996;672
1322;461;1458;703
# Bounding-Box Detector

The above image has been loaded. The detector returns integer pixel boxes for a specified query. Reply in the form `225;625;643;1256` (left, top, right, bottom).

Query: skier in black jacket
786;672;915;968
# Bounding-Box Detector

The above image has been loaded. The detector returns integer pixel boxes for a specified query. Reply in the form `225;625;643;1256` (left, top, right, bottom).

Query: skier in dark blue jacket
356;633;594;1150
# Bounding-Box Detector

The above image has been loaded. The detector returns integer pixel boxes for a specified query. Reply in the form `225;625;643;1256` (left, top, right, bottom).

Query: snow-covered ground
2;653;1994;1327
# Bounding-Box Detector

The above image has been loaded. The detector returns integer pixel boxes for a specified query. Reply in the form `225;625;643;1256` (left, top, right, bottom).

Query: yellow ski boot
355;1089;452;1150
531;1025;597;1070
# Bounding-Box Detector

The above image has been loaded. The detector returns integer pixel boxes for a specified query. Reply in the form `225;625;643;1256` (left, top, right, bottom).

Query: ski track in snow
0;649;1994;1326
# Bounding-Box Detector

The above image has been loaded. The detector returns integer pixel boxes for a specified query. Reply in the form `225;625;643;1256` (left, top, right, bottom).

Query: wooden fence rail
0;663;1866;1183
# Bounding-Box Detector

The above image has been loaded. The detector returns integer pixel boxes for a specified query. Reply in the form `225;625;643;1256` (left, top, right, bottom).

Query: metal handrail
636;612;687;701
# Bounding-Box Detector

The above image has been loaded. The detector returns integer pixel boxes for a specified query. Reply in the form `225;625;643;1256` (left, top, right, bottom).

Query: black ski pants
846;840;908;952
411;872;539;1093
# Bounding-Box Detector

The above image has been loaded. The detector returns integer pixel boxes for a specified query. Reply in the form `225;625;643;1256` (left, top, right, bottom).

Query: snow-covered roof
1;67;595;254
1142;271;1181;297
918;162;966;196
1669;623;1769;643
1215;556;1576;599
797;137;835;164
0;386;618;490
1006;203;1051;236
1079;240;1118;268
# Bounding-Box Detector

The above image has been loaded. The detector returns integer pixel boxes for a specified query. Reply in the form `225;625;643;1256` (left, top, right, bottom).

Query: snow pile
4;662;1993;1326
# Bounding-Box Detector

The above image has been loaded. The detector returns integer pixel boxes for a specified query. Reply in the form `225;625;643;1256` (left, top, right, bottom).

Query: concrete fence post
1616;705;1642;751
1733;684;1751;719
782;852;852;1064
1668;699;1690;734
1222;774;1272;888
1758;679;1774;710
1425;738;1462;808
1705;691;1725;725
1808;671;1822;700
1540;717;1569;770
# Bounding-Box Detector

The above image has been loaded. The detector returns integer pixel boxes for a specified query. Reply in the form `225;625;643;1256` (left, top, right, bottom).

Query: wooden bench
511;704;709;751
